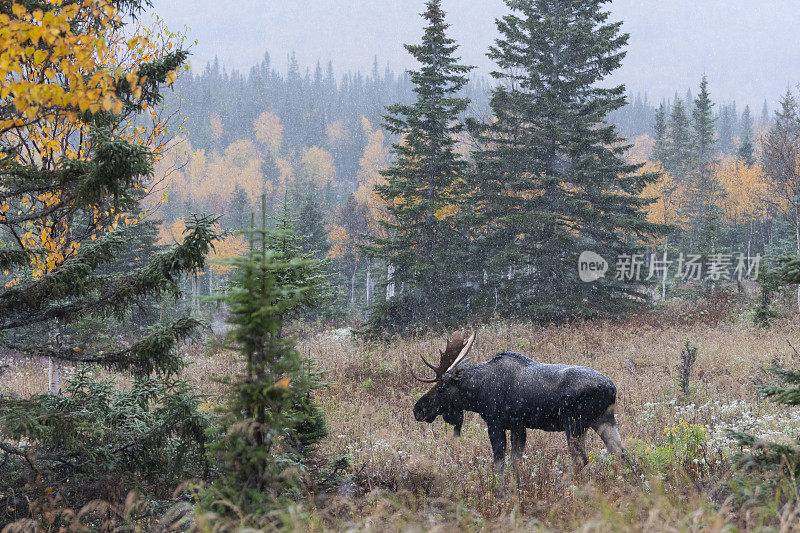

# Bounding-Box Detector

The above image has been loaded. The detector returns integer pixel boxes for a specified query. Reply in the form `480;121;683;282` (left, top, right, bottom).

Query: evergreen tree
667;97;692;181
204;197;327;518
729;335;800;504
762;91;800;312
741;104;754;140
227;183;251;232
737;136;756;167
0;0;218;506
738;104;756;165
261;151;282;212
692;76;717;169
295;192;330;260
689;76;720;255
653;102;669;164
717;103;736;154
0;3;216;381
367;0;474;332
468;0;665;320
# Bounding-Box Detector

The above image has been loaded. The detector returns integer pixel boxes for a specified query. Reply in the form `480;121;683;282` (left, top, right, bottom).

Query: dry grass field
4;297;800;531
202;300;800;531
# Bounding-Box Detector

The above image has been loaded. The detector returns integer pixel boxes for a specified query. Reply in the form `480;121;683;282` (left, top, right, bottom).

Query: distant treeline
171;53;490;183
611;90;771;147
171;52;770;171
161;50;785;322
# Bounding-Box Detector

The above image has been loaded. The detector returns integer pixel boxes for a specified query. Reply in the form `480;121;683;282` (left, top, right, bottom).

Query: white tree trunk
350;264;357;307
48;319;63;394
365;259;372;308
661;237;668;301
796;208;800;314
386;264;395;300
191;276;200;313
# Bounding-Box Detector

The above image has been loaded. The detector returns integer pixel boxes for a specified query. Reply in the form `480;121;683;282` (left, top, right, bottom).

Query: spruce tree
204;197;327;518
689;76;721;256
0;1;216;380
738;104;756;165
468;0;665;320
261;152;281;193
729;340;800;503
667;97;692;181
692;76;717;170
294;192;330;261
762;92;800;312
653;102;670;164
738;134;756;167
226;183;251;232
717;103;736;154
367;0;474;332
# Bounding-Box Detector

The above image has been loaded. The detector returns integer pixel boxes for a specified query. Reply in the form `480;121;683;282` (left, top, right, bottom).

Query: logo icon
578;251;608;283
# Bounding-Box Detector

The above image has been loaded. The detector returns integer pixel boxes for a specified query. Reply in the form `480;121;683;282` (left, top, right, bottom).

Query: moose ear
446;369;465;383
454;353;472;370
445;360;471;382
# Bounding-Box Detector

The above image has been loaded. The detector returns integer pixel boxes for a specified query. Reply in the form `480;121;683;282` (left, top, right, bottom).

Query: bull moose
412;331;631;491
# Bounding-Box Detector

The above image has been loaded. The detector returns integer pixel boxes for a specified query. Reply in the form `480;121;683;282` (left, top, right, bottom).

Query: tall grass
4;306;800;530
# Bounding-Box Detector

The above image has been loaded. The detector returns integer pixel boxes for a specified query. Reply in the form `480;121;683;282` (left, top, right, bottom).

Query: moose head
412;331;476;436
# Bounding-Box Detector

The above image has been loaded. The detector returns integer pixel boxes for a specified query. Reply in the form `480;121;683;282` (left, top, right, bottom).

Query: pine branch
0;216;219;330
2;316;201;375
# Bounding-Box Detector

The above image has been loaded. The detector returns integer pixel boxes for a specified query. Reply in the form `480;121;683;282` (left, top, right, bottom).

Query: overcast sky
149;0;800;111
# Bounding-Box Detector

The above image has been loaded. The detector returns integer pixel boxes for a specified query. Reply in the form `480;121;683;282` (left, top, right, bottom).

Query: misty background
150;0;800;110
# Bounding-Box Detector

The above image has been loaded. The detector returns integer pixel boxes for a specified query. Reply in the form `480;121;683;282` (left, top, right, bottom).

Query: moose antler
413;331;476;383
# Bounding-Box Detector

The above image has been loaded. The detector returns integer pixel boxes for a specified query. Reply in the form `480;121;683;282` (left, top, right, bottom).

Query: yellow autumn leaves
1;0;180;138
1;0;182;283
640;155;770;238
2;0;124;126
158;217;247;277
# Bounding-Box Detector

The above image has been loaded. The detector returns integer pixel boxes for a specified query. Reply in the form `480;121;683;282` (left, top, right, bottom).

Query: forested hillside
156;49;781;323
4;0;800;530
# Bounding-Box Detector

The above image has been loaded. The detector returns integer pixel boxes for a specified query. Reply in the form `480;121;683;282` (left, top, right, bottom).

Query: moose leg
565;430;588;473
510;427;526;491
488;425;507;496
561;410;589;474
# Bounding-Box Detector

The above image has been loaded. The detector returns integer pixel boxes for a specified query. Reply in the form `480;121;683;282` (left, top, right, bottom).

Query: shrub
728;358;800;509
633;421;708;477
0;367;210;523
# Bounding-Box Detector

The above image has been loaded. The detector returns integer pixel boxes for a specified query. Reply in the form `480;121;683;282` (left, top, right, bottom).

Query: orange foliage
640;161;687;232
354;120;390;237
157;216;187;245
253;111;283;154
326;119;390;261
715;156;768;223
209;233;247;275
326;224;352;260
162;138;265;214
325;120;348;149
300;146;336;187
